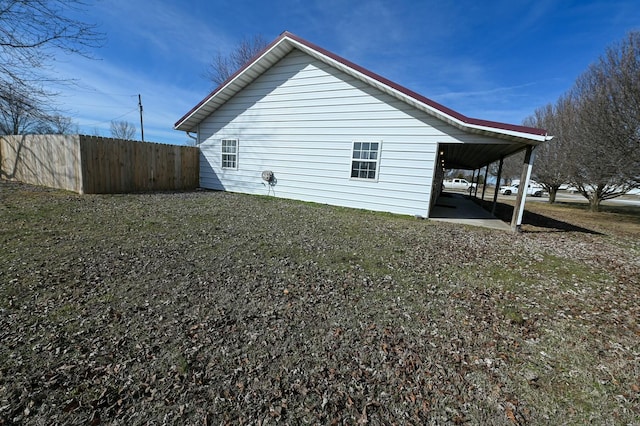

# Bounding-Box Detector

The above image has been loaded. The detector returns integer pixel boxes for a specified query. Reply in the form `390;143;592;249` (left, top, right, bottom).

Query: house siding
198;49;504;216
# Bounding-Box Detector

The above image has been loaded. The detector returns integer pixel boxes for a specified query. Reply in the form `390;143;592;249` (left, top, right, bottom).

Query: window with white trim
221;139;238;169
350;141;380;180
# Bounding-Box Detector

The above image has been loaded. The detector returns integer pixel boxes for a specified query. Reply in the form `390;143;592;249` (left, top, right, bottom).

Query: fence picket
0;135;199;193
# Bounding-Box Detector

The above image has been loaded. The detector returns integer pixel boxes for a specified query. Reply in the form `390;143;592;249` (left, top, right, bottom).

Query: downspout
186;132;198;145
186;130;200;190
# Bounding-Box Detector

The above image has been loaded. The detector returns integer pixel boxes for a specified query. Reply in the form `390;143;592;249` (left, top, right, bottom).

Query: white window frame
350;140;381;181
221;138;238;170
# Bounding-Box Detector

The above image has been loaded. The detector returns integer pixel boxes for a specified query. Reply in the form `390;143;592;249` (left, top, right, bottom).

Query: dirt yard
1;180;638;424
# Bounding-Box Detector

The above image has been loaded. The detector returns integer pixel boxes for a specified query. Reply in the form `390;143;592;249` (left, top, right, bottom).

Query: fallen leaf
506;406;516;424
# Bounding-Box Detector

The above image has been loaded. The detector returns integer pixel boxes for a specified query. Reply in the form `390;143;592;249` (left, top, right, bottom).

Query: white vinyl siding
198;50;514;216
221;139;237;169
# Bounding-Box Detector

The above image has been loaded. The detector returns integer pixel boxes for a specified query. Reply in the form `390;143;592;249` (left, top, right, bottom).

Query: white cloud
49;56;206;144
433;82;538;104
92;0;235;65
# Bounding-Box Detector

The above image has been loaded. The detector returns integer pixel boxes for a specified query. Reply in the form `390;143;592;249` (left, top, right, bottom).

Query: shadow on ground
473;198;602;235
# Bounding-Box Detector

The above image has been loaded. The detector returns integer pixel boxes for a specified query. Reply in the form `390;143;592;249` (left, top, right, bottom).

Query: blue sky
49;0;639;145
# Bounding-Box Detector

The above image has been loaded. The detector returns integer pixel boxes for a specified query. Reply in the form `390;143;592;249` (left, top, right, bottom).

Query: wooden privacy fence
0;134;199;193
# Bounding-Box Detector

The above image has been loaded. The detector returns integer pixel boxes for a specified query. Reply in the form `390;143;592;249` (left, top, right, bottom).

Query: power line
77;107;138;127
61;87;141;97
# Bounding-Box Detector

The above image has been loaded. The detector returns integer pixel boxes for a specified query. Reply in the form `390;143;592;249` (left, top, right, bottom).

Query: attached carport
433;129;552;232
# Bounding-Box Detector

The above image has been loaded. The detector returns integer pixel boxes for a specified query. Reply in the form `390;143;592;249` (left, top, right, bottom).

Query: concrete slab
430;192;511;231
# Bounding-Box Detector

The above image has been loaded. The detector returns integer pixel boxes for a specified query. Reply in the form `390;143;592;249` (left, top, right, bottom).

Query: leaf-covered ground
1;180;639;425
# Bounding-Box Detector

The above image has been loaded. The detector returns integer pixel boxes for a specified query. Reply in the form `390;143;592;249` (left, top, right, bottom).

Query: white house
175;31;551;219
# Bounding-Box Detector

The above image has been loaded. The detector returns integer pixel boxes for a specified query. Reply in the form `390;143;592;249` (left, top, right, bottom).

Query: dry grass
524;200;640;237
1;180;639;425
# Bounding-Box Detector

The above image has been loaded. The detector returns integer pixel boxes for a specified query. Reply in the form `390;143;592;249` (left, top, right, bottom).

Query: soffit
439;142;527;170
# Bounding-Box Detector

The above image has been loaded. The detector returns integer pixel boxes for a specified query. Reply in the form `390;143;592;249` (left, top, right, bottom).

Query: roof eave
454;121;551;143
174;32;294;132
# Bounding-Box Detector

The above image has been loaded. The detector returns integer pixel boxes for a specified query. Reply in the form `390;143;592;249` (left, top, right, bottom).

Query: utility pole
138;94;144;142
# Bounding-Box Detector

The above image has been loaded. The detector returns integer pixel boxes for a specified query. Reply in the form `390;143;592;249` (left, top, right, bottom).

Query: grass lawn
1;180;639;424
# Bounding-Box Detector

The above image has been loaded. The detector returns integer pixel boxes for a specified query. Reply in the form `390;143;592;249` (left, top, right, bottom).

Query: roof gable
175;32;550;143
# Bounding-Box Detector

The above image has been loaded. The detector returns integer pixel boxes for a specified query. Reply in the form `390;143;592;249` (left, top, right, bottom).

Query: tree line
522;31;639;211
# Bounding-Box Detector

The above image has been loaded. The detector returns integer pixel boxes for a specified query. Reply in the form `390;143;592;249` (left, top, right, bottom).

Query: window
221;139;238;169
351;141;380;180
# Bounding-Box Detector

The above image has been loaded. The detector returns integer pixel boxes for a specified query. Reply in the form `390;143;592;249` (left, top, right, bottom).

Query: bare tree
0;86;76;135
110;121;136;140
34;115;78;135
206;35;268;86
0;0;103;134
524;96;575;203
567;31;640;211
0;87;38;135
493;151;525;186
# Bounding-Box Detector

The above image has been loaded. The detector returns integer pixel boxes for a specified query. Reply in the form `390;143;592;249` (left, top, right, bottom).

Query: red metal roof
175;31;548;138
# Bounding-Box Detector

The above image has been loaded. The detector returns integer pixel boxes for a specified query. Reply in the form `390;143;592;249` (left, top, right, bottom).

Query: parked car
499;183;544;197
443;178;477;191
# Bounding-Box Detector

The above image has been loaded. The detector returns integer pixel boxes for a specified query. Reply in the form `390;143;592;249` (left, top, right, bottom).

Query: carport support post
473;168;480;197
481;166;489;200
492;157;504;215
470;169;478;197
511;146;536;233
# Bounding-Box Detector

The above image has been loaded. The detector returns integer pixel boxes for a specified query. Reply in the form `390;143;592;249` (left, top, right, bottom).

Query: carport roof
440;142;531;170
175;31;553;168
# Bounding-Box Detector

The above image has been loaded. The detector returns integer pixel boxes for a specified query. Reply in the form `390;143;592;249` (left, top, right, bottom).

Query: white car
443;178;477;191
499;183;544;197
